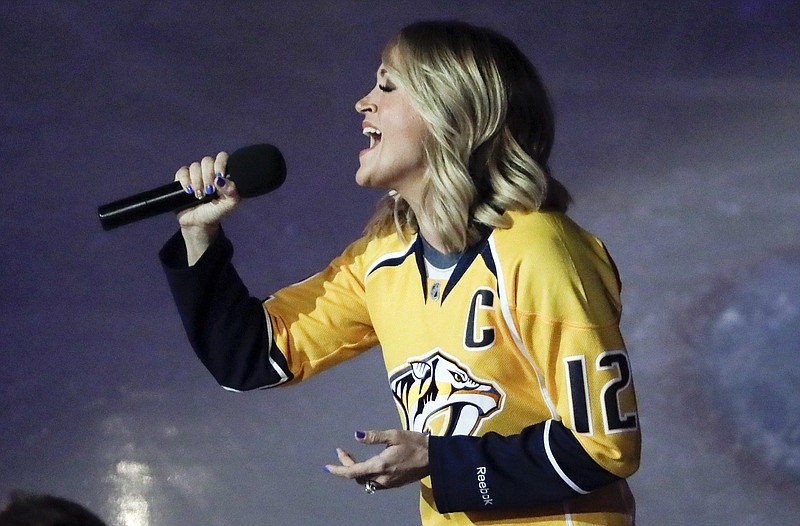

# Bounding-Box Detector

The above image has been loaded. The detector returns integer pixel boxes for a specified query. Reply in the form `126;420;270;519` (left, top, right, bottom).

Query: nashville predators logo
389;350;503;436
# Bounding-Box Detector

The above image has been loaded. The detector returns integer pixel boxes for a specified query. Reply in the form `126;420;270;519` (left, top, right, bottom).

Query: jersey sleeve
160;229;378;391
429;219;640;513
519;232;641;484
262;236;379;382
160;228;294;391
429;419;623;512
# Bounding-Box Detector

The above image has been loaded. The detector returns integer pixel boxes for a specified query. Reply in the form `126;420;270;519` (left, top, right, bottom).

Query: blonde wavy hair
365;20;570;252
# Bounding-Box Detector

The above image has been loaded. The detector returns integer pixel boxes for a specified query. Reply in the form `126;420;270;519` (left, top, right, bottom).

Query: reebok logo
476;466;493;506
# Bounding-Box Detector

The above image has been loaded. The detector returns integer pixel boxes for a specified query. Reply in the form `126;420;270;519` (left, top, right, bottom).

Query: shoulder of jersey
493;210;591;258
495;210;622;324
338;229;413;268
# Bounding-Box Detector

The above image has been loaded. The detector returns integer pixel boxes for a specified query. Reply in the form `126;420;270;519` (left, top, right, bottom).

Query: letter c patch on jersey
389;349;503;436
464;287;496;351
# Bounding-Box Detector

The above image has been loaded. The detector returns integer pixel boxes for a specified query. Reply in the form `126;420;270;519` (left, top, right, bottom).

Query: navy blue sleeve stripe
428;420;619;513
160;229;294;391
545;419;620;491
543;420;589;494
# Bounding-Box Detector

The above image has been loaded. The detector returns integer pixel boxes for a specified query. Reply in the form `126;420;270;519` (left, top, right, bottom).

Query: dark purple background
2;2;799;525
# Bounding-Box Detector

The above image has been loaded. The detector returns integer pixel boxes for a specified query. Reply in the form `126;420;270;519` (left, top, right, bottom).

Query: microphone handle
97;181;215;231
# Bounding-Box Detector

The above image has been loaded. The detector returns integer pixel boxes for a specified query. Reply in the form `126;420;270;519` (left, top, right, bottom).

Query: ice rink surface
1;2;799;525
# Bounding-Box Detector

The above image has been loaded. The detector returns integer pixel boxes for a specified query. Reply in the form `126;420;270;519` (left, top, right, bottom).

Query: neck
417;222;449;254
397;184;452;254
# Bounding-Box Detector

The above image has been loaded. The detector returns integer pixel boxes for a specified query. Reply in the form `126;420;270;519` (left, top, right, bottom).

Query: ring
364;480;378;494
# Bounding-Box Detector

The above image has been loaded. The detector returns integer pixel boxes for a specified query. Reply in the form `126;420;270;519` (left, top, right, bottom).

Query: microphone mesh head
226;144;286;198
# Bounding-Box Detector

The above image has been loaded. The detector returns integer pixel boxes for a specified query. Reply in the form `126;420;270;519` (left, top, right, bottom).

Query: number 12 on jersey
564;350;638;435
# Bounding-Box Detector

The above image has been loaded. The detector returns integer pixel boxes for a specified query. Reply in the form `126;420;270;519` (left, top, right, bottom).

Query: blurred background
1;1;799;524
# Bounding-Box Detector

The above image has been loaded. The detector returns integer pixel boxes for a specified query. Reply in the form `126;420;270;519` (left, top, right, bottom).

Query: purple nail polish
185;185;194;194
205;184;214;195
355;431;366;439
215;175;226;187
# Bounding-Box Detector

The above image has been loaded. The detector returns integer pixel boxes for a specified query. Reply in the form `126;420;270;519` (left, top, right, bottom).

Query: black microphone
97;144;286;230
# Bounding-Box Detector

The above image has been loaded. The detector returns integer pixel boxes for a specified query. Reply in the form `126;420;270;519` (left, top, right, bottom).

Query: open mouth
362;126;382;149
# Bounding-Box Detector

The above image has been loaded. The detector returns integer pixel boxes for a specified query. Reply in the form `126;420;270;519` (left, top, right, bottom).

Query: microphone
97;144;286;230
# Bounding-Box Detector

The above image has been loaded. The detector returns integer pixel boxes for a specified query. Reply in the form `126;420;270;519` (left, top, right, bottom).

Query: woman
161;20;641;525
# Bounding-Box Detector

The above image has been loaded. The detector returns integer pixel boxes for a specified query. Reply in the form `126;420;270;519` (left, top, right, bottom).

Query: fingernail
194;188;204;199
205;184;214;195
355;431;366;439
185;185;194;194
215;174;226;187
323;466;330;473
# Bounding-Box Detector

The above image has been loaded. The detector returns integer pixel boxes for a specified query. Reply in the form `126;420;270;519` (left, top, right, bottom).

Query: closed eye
379;84;395;93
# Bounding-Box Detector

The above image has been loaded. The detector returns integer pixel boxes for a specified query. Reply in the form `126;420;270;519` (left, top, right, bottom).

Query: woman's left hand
324;429;430;491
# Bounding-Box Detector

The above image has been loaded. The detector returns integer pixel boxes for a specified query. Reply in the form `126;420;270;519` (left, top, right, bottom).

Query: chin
354;173;369;188
355;169;378;189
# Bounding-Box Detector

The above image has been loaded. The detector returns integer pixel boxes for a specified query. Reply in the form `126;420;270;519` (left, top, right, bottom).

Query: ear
411;361;432;380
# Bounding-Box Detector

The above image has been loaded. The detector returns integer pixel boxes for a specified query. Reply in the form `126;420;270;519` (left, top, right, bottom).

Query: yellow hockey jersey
258;210;641;525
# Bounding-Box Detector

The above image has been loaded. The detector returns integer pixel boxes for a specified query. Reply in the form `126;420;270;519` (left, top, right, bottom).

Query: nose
355;92;376;113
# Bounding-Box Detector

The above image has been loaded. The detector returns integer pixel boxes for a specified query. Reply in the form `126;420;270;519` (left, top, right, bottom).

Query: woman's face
354;60;428;203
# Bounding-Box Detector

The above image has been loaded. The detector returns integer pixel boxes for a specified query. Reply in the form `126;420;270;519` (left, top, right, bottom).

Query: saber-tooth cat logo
389;349;503;436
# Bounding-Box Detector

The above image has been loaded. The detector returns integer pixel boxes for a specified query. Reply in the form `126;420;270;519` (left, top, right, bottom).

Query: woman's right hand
174;151;242;265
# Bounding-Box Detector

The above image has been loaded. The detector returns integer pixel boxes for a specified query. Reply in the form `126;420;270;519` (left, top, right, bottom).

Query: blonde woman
161;20;640;526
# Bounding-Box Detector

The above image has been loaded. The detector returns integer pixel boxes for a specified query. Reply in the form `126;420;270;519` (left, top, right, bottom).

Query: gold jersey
262;210;641;525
